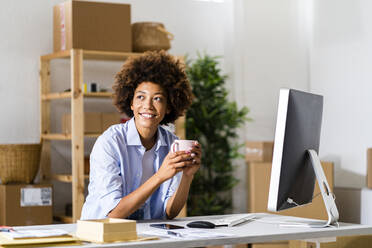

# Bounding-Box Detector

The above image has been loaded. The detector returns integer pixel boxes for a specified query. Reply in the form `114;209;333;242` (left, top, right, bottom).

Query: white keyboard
213;214;256;227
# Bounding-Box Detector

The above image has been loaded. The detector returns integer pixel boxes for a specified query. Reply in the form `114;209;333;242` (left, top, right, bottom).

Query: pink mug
171;140;197;153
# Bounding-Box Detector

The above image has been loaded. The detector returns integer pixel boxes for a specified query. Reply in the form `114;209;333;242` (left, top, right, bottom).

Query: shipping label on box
21;187;52;207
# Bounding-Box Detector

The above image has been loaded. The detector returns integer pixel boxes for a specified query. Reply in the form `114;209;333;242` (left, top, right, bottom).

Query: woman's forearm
107;174;163;218
166;174;194;219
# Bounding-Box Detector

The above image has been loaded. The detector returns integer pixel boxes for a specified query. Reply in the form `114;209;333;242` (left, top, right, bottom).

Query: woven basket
132;22;174;52
0;144;41;184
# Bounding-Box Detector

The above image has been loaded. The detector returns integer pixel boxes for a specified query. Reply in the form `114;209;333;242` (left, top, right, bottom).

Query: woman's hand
182;141;202;178
156;150;195;182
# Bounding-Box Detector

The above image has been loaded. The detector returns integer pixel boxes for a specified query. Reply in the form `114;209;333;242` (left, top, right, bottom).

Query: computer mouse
186;220;216;229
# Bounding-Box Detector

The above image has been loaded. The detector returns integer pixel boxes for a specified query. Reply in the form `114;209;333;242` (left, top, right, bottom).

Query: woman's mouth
140;113;156;119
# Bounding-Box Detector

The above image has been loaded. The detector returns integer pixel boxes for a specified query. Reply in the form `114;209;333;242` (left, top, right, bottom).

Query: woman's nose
143;98;154;109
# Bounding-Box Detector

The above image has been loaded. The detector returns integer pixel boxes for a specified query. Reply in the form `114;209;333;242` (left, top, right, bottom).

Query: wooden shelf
42;92;113;100
41;133;100;140
52;174;89;183
84;92;113;98
41;49;142;62
39;49;184;223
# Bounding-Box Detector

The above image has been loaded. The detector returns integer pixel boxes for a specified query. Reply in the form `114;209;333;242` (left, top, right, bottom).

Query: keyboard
213;214;256;227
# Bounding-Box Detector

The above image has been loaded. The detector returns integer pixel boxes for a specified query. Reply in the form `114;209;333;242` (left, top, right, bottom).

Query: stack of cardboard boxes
245;141;335;248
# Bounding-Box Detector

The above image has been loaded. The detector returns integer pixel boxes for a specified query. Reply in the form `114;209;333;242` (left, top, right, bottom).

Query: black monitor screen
268;88;323;212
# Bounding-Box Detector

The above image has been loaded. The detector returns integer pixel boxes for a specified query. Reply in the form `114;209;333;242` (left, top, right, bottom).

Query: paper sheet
140;228;236;239
1;229;69;239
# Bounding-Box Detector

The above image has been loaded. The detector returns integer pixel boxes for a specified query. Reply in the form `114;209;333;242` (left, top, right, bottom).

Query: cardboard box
246;141;274;162
367;148;372;188
53;1;131;52
76;218;137;243
62;112;101;134
289;240;336;248
246;161;334;220
246;162;333;248
0;184;53;226
336;235;372;248
62;113;121;134
101;113;121;131
289;235;372;248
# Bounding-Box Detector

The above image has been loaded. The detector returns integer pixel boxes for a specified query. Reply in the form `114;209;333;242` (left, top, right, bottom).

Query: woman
81;51;201;220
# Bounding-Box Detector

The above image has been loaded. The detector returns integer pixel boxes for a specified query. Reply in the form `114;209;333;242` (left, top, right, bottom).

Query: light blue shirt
80;117;181;220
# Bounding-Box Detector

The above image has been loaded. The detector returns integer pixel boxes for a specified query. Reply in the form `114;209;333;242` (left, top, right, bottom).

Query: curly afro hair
113;50;193;125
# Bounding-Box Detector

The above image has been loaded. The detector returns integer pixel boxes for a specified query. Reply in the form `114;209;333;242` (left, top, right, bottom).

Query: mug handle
171;142;179;153
157;26;174;40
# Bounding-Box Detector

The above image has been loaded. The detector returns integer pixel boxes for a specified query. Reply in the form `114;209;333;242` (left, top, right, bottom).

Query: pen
0;226;14;232
167;230;183;237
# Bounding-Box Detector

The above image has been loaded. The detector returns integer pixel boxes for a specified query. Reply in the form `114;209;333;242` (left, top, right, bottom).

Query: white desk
18;213;372;248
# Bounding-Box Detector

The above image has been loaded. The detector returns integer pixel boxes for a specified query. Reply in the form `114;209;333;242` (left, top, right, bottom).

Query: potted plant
185;53;250;216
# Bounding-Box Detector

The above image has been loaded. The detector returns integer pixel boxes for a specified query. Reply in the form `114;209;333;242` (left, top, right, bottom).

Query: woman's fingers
173;160;193;168
170;152;194;162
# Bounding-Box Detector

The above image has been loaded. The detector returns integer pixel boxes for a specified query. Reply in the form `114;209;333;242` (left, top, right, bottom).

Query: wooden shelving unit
39;49;143;222
39;49;186;223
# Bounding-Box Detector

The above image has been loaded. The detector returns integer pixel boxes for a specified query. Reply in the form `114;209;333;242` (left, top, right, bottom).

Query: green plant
185;53;250;216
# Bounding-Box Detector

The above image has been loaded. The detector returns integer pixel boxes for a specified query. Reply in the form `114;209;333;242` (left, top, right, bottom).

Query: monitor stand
307;149;339;227
280;150;339;228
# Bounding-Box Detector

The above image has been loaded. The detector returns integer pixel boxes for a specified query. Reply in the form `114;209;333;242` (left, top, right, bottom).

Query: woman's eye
136;95;144;100
154;97;162;102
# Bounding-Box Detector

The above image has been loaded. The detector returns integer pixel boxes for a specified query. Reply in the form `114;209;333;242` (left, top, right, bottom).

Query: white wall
231;0;372;222
230;0;311;142
0;0;234;214
310;0;372;189
229;0;311;213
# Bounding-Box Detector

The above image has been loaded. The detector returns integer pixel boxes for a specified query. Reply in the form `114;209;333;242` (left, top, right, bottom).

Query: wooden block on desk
76;218;137;243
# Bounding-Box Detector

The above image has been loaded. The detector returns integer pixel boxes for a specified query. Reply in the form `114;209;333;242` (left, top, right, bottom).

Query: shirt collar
126;117;168;150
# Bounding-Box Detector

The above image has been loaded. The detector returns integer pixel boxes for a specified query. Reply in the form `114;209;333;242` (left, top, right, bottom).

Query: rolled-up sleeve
162;171;182;218
80;134;123;220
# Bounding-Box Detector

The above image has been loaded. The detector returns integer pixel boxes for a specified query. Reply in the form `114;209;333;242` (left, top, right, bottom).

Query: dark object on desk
186;221;216;229
150;223;184;230
0;226;13;232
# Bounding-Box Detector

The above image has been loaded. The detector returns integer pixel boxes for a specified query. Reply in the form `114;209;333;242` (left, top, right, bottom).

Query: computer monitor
267;88;339;227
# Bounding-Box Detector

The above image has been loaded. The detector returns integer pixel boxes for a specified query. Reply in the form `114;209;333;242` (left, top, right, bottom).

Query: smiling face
131;82;169;138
